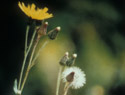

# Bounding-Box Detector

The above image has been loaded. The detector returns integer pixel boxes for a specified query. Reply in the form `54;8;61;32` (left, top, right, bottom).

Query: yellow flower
18;2;53;20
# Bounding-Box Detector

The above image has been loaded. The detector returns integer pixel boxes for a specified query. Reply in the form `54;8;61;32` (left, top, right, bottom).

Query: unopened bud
73;54;77;58
66;53;77;66
44;22;48;26
59;52;69;66
56;26;61;31
37;21;48;37
65;52;69;56
48;26;61;40
66;72;75;82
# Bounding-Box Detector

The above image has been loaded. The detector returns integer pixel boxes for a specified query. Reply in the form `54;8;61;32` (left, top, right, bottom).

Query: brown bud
56;27;61;31
66;53;77;66
66;72;75;82
59;52;69;66
48;26;61;40
37;22;48;36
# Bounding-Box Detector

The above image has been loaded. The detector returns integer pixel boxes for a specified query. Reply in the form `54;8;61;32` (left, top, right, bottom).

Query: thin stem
20;66;30;92
18;54;27;90
30;40;49;68
18;26;30;90
27;29;37;54
63;83;70;95
25;26;30;55
18;28;36;90
29;37;39;67
21;35;40;91
56;66;63;95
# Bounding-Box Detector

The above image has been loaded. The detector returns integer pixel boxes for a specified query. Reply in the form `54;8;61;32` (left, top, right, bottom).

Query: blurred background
1;0;125;95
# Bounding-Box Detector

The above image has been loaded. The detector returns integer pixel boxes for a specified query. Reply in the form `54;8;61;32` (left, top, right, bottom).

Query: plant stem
56;66;63;95
18;26;29;90
21;35;40;91
24;26;30;55
18;27;36;90
63;83;70;95
30;40;49;68
20;66;30;92
27;30;37;54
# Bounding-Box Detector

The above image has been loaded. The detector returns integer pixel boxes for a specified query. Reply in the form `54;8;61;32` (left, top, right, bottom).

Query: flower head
18;2;53;20
62;66;86;89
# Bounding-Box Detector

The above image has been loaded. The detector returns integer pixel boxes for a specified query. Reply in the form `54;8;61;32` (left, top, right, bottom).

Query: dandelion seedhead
62;66;86;89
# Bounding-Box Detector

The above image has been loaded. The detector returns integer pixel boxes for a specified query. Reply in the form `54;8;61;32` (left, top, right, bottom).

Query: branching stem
18;26;29;90
18;27;36;90
21;35;40;91
30;39;49;68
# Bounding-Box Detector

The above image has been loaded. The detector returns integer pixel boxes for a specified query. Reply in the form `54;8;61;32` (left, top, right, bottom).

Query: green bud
48;26;61;40
66;54;77;66
59;52;69;66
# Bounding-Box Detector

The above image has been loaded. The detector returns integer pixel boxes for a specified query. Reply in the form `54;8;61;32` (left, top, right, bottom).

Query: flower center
66;72;75;82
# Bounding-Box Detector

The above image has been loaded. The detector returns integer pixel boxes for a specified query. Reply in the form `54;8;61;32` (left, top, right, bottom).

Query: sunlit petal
43;7;48;13
18;2;53;20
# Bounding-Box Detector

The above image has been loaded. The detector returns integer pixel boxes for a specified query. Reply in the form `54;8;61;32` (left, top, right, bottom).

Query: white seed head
62;66;86;89
56;26;61;31
73;54;77;58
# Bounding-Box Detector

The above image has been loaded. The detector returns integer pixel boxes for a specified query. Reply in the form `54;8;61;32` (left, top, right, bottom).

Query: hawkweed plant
13;1;86;95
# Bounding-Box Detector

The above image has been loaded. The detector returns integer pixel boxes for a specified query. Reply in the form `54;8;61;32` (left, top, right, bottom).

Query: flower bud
66;53;77;66
37;21;48;37
73;54;77;58
66;72;75;82
48;26;61;40
59;52;69;66
56;26;61;31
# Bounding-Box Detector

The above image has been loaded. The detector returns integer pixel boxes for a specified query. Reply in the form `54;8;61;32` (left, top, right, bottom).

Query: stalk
18;26;29;90
21;34;40;91
18;27;36;90
30;40;49;68
63;83;70;95
56;66;63;95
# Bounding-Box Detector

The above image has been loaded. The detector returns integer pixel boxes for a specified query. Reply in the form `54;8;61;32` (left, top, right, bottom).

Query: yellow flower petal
18;2;53;20
43;7;48;13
